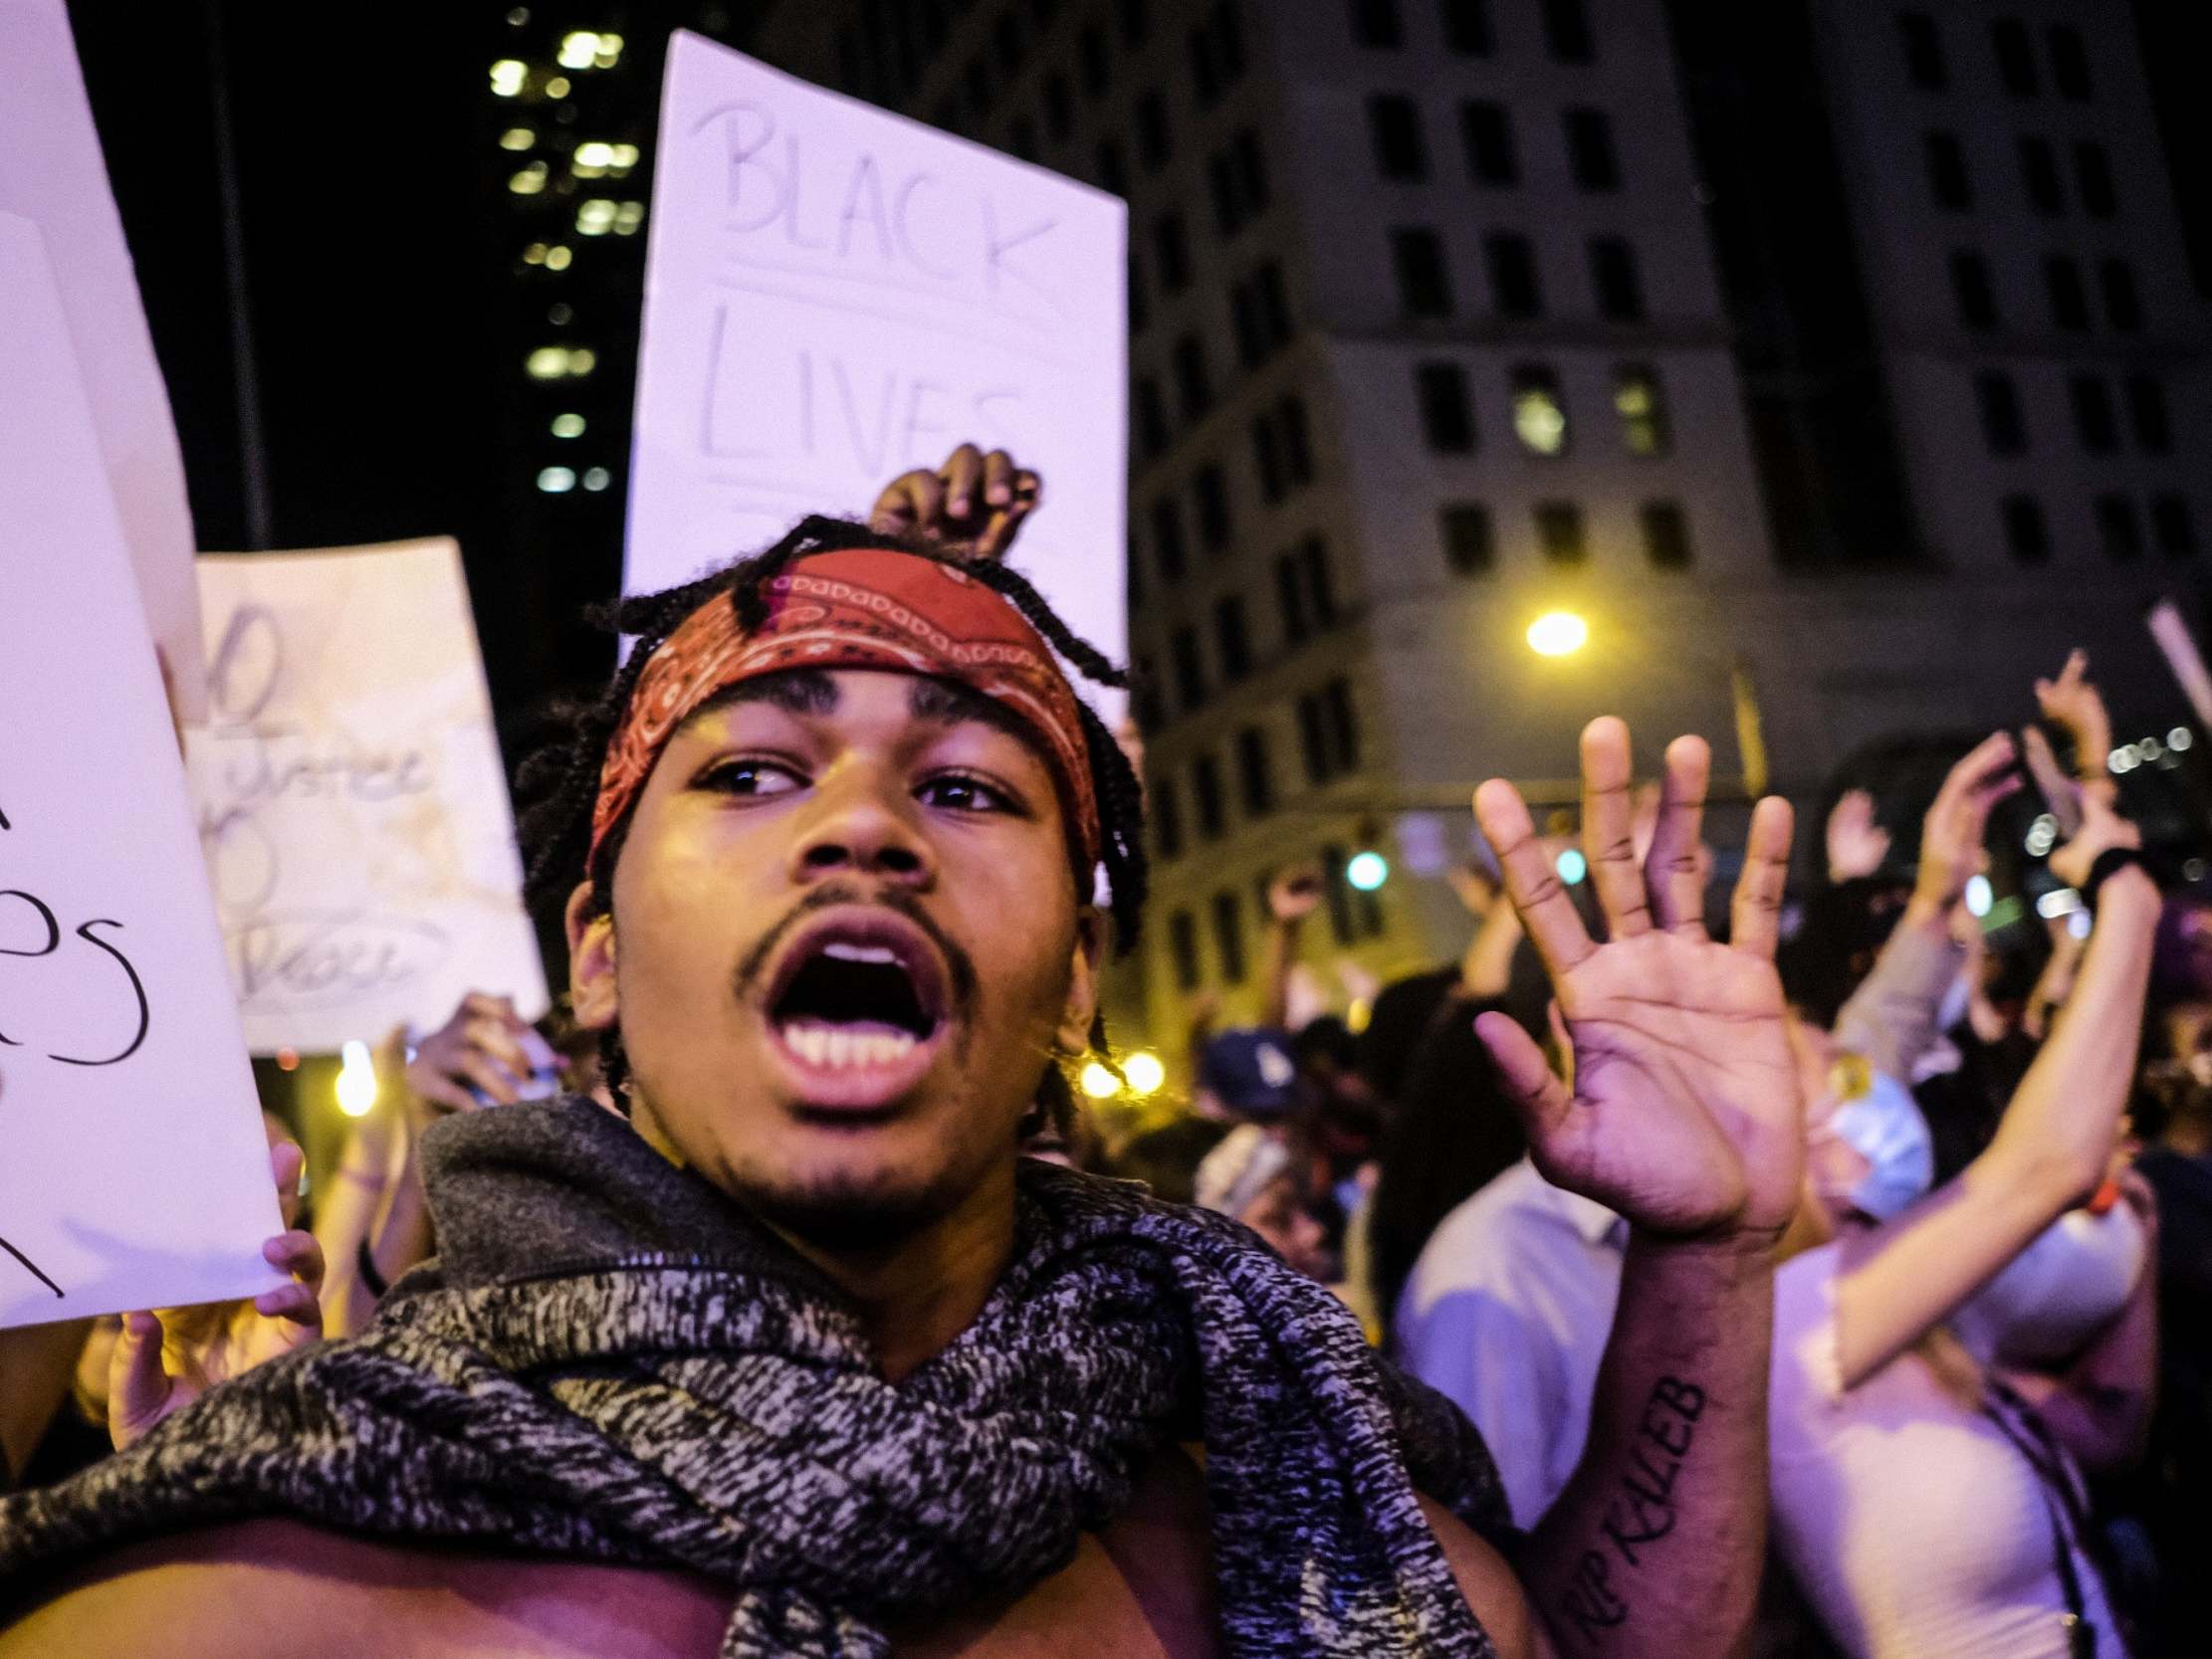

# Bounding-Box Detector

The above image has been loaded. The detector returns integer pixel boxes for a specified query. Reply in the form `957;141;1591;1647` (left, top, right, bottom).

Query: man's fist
870;443;1041;561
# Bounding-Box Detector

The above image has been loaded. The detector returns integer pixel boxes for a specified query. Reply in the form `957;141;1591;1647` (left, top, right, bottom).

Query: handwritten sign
183;541;551;1056
0;213;279;1330
0;0;206;723
626;33;1128;708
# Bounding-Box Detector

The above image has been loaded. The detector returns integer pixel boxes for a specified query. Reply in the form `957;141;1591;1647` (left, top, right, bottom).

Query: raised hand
1825;788;1892;884
1265;863;1324;927
1472;718;1802;1241
868;442;1041;561
404;990;561;1114
109;1141;325;1449
2035;648;2115;798
1912;731;2019;914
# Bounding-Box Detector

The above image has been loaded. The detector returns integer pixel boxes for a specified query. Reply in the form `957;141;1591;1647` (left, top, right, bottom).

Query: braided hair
515;515;1148;1123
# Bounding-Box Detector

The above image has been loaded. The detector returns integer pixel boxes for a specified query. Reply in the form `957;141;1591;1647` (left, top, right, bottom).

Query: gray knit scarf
0;1098;1508;1657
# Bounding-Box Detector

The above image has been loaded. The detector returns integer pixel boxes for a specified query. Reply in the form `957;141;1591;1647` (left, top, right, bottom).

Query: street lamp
1526;611;1589;657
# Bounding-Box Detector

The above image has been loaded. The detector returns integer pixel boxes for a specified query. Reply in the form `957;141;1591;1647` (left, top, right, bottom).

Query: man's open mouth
760;910;951;1104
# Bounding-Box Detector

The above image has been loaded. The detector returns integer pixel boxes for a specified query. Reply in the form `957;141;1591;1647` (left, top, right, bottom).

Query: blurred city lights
551;412;585;437
275;1047;300;1073
1556;847;1588;886
2036;888;2084;920
576;198;617;235
1122;1051;1166;1096
544;75;571;99
1346;850;1389;891
1526;611;1589;657
499;126;535;151
1965;874;1993;918
336;1040;377;1118
507;161;549;195
537;467;577;493
544;245;572;270
489;60;527;98
1079;1061;1119;1100
581;467;611;492
557;31;624;70
1512;384;1568;455
2171;727;2194;751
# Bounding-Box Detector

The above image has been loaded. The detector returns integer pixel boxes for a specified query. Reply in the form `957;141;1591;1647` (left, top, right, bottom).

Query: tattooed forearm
1558;1374;1706;1645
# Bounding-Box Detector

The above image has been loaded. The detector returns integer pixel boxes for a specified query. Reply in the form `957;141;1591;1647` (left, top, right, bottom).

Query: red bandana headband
589;546;1102;873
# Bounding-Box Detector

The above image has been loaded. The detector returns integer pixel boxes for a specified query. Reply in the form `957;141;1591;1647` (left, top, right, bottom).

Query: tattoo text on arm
1557;1374;1706;1647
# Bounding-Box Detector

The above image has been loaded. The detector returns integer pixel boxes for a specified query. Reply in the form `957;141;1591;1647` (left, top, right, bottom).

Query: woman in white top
1768;689;2159;1659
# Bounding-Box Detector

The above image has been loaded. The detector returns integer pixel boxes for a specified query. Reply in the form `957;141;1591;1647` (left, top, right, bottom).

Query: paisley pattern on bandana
589;548;1102;871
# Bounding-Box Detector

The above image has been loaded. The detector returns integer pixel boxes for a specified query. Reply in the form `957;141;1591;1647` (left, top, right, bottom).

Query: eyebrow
682;669;1036;747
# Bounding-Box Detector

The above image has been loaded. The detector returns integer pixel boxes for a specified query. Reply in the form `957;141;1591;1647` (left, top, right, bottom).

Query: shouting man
0;458;1798;1658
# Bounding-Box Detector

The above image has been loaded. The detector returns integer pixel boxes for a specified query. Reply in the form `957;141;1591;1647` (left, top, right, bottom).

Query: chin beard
730;1165;970;1255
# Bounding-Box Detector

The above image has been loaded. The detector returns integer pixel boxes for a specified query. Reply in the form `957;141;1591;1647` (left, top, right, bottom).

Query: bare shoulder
0;1518;731;1659
1417;1496;1547;1659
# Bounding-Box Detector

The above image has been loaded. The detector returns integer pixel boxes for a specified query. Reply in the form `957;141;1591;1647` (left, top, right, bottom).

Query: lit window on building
523;243;549;265
581;467;612;492
537;466;577;493
544;76;571;99
1510;364;1569;456
509;161;549;195
1614;364;1668;455
506;6;529;25
499;127;535;151
557;31;623;70
614;201;645;236
544;245;573;270
490;60;527;98
552;413;585;437
525;346;594;379
572;141;640;178
576;198;618;235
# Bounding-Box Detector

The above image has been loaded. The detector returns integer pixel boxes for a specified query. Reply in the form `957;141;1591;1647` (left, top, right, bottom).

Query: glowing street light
1526;611;1589;657
1079;1061;1120;1100
336;1040;378;1118
1555;848;1588;886
1346;850;1390;891
1122;1051;1166;1096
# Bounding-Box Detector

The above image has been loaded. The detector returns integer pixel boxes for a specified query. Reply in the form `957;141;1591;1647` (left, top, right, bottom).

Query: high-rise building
752;0;2210;1047
473;6;759;705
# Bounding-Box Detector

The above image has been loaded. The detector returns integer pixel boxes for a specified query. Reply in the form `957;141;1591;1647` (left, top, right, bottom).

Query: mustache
732;882;979;1022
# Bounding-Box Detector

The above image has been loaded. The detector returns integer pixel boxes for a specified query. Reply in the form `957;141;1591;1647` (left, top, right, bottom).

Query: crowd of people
0;447;2204;1659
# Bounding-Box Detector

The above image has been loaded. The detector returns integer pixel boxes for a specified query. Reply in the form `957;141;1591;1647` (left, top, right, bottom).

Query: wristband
355;1236;390;1301
2081;847;2152;911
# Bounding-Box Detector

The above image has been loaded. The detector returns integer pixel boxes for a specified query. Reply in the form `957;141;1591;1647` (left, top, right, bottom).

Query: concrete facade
753;0;2211;1054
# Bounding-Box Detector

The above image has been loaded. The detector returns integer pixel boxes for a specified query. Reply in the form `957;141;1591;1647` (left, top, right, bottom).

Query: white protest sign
627;33;1128;708
0;0;206;723
184;541;551;1057
0;214;279;1331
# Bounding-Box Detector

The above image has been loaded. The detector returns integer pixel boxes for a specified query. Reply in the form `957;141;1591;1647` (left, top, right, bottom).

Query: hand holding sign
0;213;279;1332
108;1141;326;1450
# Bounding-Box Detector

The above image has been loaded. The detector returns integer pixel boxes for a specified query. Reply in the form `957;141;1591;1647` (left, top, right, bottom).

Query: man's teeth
821;941;901;964
780;1022;919;1068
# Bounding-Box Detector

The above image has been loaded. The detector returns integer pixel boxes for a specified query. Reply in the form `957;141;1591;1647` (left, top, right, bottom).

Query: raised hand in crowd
1829;779;2155;1389
1471;716;1797;1656
1473;719;1800;1241
868;441;1041;560
2036;646;2117;805
1825;787;1891;884
107;1141;323;1451
1258;863;1323;1030
317;994;559;1339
